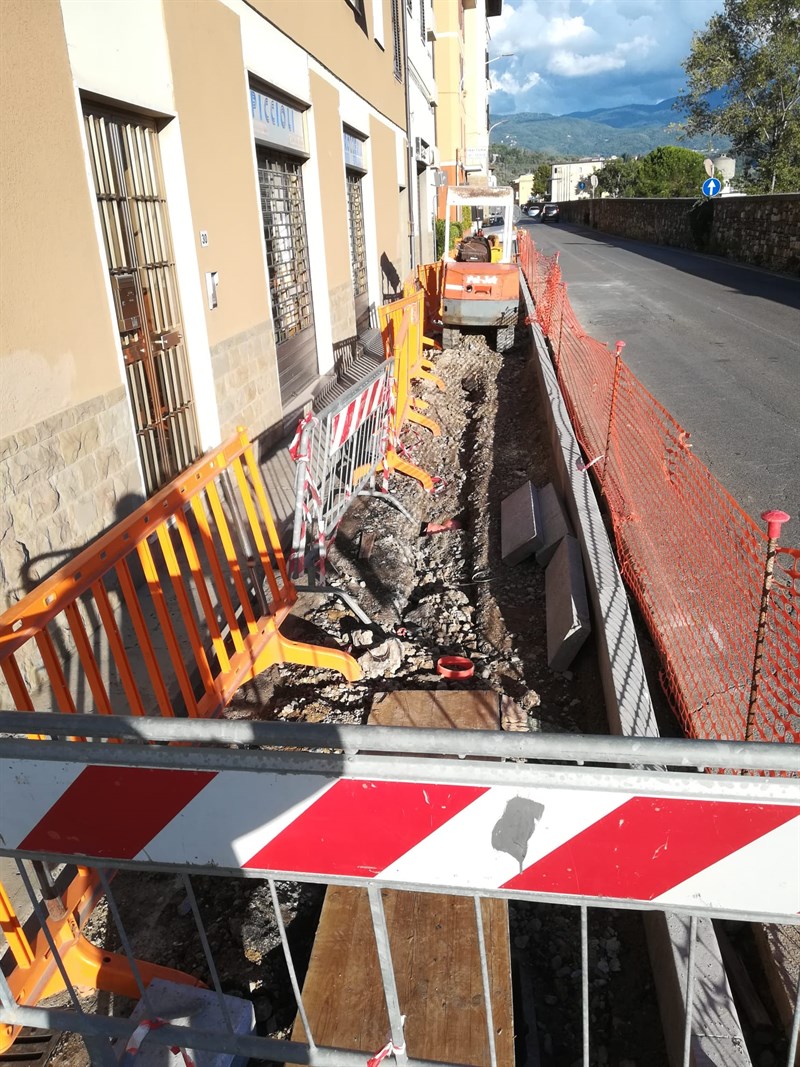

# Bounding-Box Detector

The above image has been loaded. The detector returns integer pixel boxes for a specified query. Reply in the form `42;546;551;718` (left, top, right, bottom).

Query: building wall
0;0;125;439
0;0;412;619
433;0;466;219
549;160;604;203
371;117;407;295
253;0;406;130
0;0;143;607
311;71;356;343
163;0;282;442
557;194;800;274
463;0;492;179
516;174;535;204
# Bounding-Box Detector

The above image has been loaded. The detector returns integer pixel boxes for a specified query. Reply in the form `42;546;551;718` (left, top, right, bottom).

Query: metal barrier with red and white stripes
1;714;798;1066
2;716;798;922
289;359;398;582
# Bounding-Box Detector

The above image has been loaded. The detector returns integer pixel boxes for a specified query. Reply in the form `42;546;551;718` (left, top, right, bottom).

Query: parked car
542;202;560;222
525;203;543;220
485;213;503;226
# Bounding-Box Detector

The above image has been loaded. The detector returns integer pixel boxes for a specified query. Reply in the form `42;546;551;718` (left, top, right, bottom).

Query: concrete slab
645;913;750;1067
545;535;591;671
113;978;255;1066
535;481;572;568
501;479;542;566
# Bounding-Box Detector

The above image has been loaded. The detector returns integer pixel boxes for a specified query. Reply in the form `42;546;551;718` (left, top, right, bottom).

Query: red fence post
601;341;626;488
745;509;791;741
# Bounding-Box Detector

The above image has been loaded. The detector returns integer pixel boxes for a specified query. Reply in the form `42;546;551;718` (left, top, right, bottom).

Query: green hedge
435;218;463;257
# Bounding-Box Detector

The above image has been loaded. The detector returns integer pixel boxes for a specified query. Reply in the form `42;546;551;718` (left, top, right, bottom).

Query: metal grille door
346;170;370;333
84;108;200;495
346;172;368;299
257;150;318;404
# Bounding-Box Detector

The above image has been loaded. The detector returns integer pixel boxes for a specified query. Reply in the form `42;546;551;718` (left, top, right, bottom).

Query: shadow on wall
381;252;402;302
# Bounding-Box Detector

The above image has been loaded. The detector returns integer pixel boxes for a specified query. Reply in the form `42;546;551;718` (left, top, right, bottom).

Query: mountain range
491;96;730;158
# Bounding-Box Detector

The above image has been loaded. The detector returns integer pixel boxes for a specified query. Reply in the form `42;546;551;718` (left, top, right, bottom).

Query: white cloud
487;0;723;114
491;70;543;94
546;15;594;45
548;50;625;77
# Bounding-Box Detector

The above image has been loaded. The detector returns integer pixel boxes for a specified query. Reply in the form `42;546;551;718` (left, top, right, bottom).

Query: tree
676;0;800;193
531;162;551;197
595;157;640;198
490;143;554;188
633;146;708;197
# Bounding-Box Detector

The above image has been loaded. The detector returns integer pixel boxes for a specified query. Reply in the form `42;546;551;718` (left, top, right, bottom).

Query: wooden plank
289;690;514;1066
369;688;500;731
290;887;514;1066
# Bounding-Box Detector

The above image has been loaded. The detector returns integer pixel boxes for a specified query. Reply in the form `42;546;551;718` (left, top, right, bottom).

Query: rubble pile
52;330;665;1067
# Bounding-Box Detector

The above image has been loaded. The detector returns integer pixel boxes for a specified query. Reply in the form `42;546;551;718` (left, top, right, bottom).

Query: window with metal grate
84;107;200;495
391;0;403;80
346;171;368;299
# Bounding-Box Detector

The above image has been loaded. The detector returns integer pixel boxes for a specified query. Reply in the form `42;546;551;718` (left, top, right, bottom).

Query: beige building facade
549;159;605;202
434;0;502;222
0;0;412;608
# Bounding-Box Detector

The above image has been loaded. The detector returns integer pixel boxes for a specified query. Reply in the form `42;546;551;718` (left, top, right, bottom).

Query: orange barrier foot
274;633;363;681
408;410;442;437
0;870;204;1056
423;335;443;351
386;448;435;493
411;397;430;412
68;933;206;1000
414;366;446;392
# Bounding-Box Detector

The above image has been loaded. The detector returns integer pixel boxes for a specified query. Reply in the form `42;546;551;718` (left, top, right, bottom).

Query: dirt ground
40;330;790;1066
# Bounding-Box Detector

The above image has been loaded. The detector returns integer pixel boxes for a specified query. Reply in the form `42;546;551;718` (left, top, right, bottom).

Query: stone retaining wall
0;386;142;611
557;194;800;275
210;320;283;445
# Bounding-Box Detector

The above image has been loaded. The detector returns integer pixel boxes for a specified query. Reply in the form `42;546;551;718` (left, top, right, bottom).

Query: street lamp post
486;119;509;182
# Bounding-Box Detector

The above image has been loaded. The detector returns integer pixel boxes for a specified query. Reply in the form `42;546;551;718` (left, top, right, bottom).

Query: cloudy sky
488;0;724;116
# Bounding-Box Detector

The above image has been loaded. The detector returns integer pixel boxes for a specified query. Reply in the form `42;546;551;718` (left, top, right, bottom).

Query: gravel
48;327;666;1066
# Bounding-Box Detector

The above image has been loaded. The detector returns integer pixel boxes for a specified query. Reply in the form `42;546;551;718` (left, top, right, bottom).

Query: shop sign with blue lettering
344;130;367;172
250;89;307;153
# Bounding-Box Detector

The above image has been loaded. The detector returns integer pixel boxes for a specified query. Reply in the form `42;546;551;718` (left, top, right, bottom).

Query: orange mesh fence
517;230;800;746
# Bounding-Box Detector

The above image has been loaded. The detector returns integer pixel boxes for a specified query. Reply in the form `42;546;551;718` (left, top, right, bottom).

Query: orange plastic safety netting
517;230;800;745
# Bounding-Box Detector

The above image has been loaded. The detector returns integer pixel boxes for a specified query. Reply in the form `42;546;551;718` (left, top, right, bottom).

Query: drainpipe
401;0;417;272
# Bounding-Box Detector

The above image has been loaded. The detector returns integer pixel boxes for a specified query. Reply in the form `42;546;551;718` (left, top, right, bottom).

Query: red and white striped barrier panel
288;360;394;580
1;760;797;920
329;374;388;452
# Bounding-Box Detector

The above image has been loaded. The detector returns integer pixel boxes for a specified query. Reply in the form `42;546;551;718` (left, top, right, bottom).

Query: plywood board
288;690;514;1066
369;688;500;731
289;886;514;1066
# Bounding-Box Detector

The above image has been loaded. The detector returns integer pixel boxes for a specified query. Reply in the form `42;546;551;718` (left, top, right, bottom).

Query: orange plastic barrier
0;429;359;1052
0;427;360;721
517;229;800;746
0;868;204;1053
416;260;444;338
377;292;440;491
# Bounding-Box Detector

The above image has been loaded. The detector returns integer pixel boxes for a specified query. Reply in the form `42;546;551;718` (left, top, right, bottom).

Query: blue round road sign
702;177;721;197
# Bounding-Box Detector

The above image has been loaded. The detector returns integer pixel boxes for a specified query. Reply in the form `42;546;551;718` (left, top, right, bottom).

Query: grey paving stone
546;534;591;671
501;479;542;566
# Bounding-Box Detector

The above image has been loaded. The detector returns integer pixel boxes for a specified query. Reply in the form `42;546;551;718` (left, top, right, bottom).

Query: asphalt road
517;216;800;545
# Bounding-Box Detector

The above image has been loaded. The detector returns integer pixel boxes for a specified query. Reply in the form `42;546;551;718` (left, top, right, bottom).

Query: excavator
440;185;519;352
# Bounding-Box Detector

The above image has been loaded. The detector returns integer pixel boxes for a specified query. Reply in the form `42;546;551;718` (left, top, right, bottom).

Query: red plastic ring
436;655;475;680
